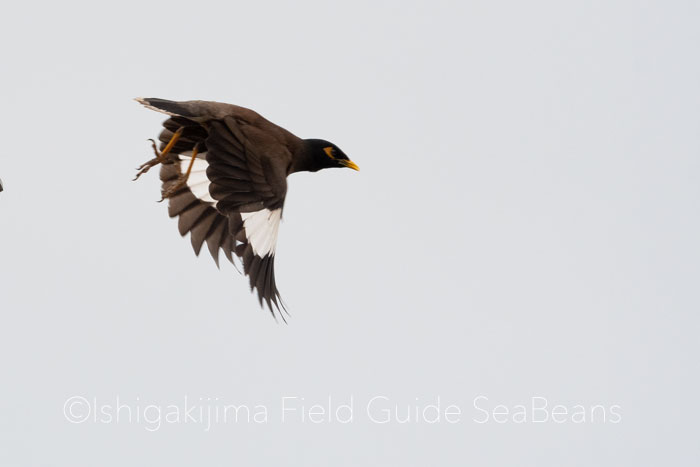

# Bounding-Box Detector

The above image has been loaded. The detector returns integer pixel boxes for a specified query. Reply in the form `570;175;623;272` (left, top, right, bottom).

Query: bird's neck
290;139;324;173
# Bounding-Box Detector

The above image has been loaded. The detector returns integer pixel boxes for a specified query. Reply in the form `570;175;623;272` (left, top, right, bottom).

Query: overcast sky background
1;1;699;465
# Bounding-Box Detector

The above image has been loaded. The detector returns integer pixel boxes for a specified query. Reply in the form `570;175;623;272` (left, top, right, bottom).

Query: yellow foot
133;127;184;181
159;143;200;202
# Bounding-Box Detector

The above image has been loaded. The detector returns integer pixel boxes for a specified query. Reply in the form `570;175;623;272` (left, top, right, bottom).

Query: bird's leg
159;143;200;201
133;127;184;181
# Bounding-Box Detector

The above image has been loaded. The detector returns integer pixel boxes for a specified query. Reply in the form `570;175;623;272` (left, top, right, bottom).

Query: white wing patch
241;208;282;257
177;154;281;257
179;154;217;205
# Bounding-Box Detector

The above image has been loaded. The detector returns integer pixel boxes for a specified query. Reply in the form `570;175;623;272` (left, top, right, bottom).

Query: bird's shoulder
186;100;297;153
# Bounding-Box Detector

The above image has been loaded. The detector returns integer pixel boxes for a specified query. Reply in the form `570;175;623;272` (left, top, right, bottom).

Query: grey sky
1;1;699;465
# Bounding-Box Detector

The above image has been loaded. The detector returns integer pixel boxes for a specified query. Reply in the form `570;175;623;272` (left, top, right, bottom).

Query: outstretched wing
205;116;289;315
139;98;289;316
157;117;238;268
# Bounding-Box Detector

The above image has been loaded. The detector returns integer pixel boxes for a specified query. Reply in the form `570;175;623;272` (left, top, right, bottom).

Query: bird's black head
298;139;360;173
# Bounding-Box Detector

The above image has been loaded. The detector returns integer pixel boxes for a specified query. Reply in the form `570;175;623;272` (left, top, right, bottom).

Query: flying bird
134;98;359;319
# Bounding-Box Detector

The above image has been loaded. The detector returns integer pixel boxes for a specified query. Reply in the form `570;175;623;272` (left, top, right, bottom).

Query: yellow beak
340;159;360;171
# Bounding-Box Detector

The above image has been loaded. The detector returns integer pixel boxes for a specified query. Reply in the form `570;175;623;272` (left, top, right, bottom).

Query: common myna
134;98;359;319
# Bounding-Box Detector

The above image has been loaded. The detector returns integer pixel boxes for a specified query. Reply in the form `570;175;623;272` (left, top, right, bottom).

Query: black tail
135;97;197;118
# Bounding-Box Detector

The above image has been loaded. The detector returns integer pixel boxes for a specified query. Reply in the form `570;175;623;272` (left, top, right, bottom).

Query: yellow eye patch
323;146;335;159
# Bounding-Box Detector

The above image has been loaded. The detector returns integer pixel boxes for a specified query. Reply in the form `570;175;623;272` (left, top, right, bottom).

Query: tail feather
135;97;197;118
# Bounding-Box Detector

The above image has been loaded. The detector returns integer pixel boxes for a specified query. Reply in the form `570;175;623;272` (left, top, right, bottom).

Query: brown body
135;98;358;318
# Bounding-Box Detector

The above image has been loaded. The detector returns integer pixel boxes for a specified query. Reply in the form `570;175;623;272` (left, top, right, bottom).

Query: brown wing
155;117;237;268
205;116;290;316
139;98;291;318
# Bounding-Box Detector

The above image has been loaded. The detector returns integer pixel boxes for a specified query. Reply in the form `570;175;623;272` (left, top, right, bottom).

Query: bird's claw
133;157;160;181
159;174;188;201
133;129;184;182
